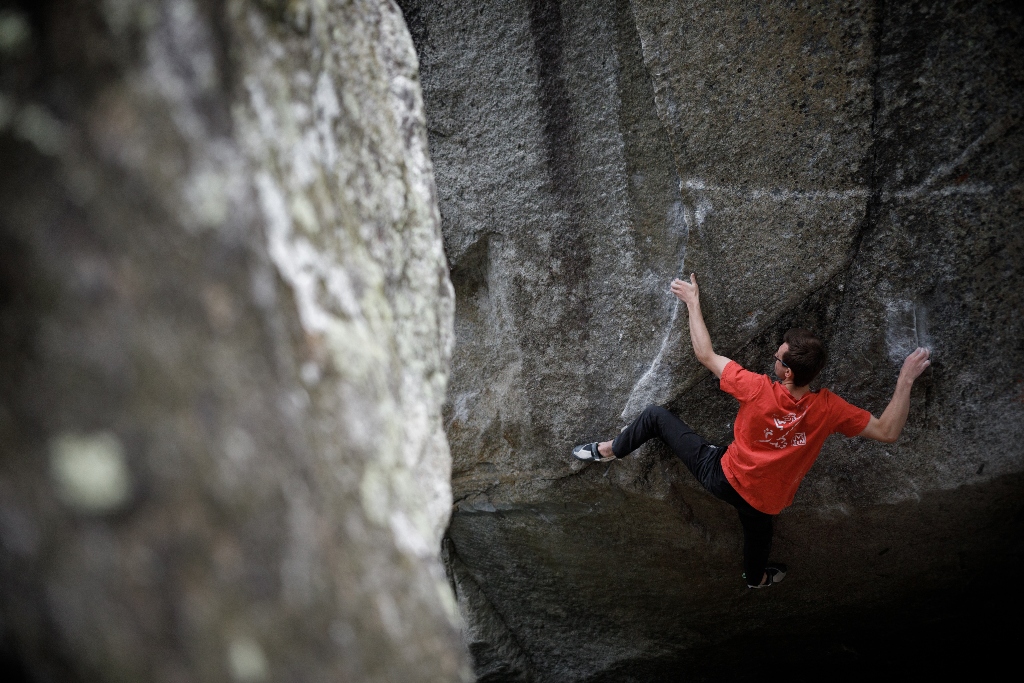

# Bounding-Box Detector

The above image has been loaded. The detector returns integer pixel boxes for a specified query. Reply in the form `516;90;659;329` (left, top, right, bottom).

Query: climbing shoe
572;442;613;462
745;563;788;589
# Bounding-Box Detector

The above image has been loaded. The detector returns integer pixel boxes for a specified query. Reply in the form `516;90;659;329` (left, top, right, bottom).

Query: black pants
612;405;773;586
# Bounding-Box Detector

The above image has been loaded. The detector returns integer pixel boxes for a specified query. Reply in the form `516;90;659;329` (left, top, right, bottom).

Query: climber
572;273;932;588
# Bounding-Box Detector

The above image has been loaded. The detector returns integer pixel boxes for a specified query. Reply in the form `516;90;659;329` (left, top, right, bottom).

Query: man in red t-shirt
573;273;931;588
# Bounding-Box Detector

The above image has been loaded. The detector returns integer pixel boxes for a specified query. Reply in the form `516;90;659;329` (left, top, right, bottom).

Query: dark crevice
612;0;686;255
527;0;578;201
823;0;888;377
619;0;685;188
523;0;596;429
524;0;590;284
857;0;889;256
448;234;490;308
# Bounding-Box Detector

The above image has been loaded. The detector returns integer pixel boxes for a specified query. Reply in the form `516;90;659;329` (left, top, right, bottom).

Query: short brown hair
782;328;827;387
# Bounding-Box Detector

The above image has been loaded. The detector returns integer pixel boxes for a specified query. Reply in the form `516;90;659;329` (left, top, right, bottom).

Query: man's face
773;342;790;380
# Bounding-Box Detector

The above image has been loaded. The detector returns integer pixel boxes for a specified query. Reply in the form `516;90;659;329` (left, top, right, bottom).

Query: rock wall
400;0;1024;680
0;1;468;681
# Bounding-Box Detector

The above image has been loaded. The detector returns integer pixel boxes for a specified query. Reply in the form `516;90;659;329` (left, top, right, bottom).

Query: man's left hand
671;273;701;307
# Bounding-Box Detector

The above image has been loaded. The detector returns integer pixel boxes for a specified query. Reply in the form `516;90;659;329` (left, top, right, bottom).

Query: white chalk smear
619;190;706;420
620;297;682;421
681;115;1018;203
885;299;933;364
894;113;1017;199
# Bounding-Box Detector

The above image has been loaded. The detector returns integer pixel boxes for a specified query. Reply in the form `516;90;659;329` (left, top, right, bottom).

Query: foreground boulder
0;1;468;681
400;0;1024;680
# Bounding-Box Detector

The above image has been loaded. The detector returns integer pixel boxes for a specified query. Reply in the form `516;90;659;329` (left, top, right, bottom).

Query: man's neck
781;380;811;399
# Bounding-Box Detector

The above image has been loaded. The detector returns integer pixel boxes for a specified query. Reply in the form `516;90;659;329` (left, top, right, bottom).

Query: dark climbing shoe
572;442;613;462
746;563;788;589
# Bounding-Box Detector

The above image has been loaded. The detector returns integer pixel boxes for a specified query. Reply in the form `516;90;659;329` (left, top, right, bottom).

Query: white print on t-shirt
772;413;800;429
758;412;806;449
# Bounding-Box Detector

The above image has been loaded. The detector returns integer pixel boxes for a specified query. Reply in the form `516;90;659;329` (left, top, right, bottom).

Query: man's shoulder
724;360;768;379
721;361;771;399
812;386;869;417
808;387;841;407
814;386;851;403
811;386;872;435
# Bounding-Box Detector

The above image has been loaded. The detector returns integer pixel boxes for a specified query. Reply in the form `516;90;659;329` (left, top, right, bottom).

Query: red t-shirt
719;360;871;514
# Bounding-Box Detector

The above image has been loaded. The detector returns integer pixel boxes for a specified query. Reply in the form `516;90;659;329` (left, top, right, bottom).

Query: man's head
776;328;827;387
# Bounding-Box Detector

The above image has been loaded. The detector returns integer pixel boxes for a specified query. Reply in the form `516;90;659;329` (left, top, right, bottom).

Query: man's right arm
671;273;731;379
858;347;931;443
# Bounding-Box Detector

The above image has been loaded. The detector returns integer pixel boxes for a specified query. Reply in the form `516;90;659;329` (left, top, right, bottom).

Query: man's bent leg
611;405;709;478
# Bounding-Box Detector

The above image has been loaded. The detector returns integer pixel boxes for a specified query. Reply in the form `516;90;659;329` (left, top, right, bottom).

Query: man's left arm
671;274;732;378
858;347;931;443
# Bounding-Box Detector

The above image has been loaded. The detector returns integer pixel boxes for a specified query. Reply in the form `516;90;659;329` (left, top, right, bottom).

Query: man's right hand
671;273;700;307
858;347;931;443
900;347;931;382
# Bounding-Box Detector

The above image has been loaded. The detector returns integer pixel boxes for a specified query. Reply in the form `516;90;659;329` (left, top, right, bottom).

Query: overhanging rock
400;0;1024;680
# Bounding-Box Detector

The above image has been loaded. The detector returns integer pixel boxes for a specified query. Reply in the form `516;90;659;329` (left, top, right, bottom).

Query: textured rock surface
0;0;468;681
401;0;1024;680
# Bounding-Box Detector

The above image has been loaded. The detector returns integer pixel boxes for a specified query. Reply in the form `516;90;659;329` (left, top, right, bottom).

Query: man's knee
738;510;773;534
642;404;670;421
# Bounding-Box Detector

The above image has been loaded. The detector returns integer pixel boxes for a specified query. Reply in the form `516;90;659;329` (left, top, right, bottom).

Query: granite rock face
0;1;468;681
401;0;1024;680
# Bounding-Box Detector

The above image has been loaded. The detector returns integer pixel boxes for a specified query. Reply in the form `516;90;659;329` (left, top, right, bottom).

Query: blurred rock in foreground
0;0;468;681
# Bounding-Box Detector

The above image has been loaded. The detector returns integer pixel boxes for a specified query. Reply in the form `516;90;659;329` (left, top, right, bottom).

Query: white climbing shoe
572;442;613;462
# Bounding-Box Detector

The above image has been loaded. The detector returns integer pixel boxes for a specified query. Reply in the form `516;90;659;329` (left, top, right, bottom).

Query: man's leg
736;507;773;587
608;405;714;481
603;406;779;585
704;453;776;586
